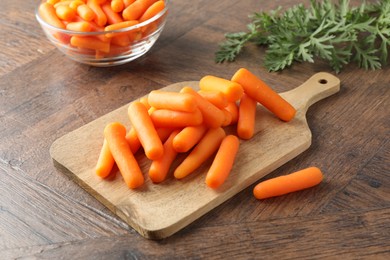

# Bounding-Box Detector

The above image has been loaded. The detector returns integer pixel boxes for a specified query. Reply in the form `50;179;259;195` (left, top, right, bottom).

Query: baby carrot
123;0;136;7
237;94;257;140
66;21;92;32
104;20;139;37
104;122;144;189
87;0;107;26
198;90;228;109
95;138;115;178
101;2;123;24
139;96;150;109
225;102;239;124
77;4;96;21
205;135;240;189
149;130;180;183
253;167;323;199
69;0;85;10
128;101;164;160
122;0;158;21
150;108;203;128
55;5;77;21
139;0;165;23
39;2;66;29
231;68;296;122
180;87;225;128
70;36;110;52
111;0;125;12
172;125;208;153
174;127;226;179
125;126;173;154
221;108;233;127
148;90;197;112
199;75;244;102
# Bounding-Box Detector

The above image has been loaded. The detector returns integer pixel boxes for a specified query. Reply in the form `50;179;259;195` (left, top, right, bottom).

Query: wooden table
1;0;389;258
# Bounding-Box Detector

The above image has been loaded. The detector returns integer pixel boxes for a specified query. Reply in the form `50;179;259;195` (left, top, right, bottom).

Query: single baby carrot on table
95;138;115;178
122;0;158;20
104;122;144;189
148;90;197;112
237;94;257;140
174;127;226;179
172;125;208;153
128;101;164;160
180;87;225;128
205;135;240;189
253;167;324;199
149;130;180;183
231;68;296;122
150;108;203;128
199;75;244;102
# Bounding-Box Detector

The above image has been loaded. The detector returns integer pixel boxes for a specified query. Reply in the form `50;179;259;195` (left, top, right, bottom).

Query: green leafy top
215;0;390;73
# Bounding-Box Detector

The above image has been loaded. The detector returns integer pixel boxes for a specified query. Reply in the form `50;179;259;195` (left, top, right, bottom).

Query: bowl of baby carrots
36;0;169;66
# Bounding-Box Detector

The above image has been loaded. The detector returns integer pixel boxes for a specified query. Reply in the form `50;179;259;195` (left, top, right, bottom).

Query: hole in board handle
318;79;328;84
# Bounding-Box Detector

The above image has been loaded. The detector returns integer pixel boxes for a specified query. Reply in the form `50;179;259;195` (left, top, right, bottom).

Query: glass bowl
36;0;169;67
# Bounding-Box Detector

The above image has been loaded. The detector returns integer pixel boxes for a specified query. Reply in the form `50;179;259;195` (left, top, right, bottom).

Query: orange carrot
111;0;125;12
199;75;244;102
180;87;225;128
205;135;240;189
225;102;239;124
123;0;136;7
237;94;257;140
253;167;323;199
104;20;139;37
125;126;173;154
70;36;110;52
111;34;131;47
39;2;66;29
221;108;232;127
149;130;180;183
198;90;228;109
231;68;296;122
127;101;164;160
174;127;226;179
69;0;85;10
150;108;203;128
66;21;92;32
87;0;107;26
55;5;77;21
172;125;208;153
122;0;158;21
95;138;115;178
148;90;197;112
101;2;123;24
104;122;144;189
47;0;61;5
77;4;96;21
139;0;165;23
139;96;150;109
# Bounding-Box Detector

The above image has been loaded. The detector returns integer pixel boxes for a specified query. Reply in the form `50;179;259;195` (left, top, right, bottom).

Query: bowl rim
35;0;169;36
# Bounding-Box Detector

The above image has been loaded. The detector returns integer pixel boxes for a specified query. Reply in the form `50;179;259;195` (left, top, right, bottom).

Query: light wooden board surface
50;72;340;239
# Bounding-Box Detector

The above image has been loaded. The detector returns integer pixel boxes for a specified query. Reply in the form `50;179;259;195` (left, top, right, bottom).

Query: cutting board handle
283;72;340;113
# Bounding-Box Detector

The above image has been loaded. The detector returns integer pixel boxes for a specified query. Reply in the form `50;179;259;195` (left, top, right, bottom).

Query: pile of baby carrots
96;68;323;198
38;0;166;57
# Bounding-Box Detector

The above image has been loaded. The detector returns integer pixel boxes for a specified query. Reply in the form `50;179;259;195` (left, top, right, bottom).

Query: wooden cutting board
50;72;340;239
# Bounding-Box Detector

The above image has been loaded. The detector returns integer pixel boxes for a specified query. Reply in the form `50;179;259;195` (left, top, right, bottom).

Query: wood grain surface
1;0;389;258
